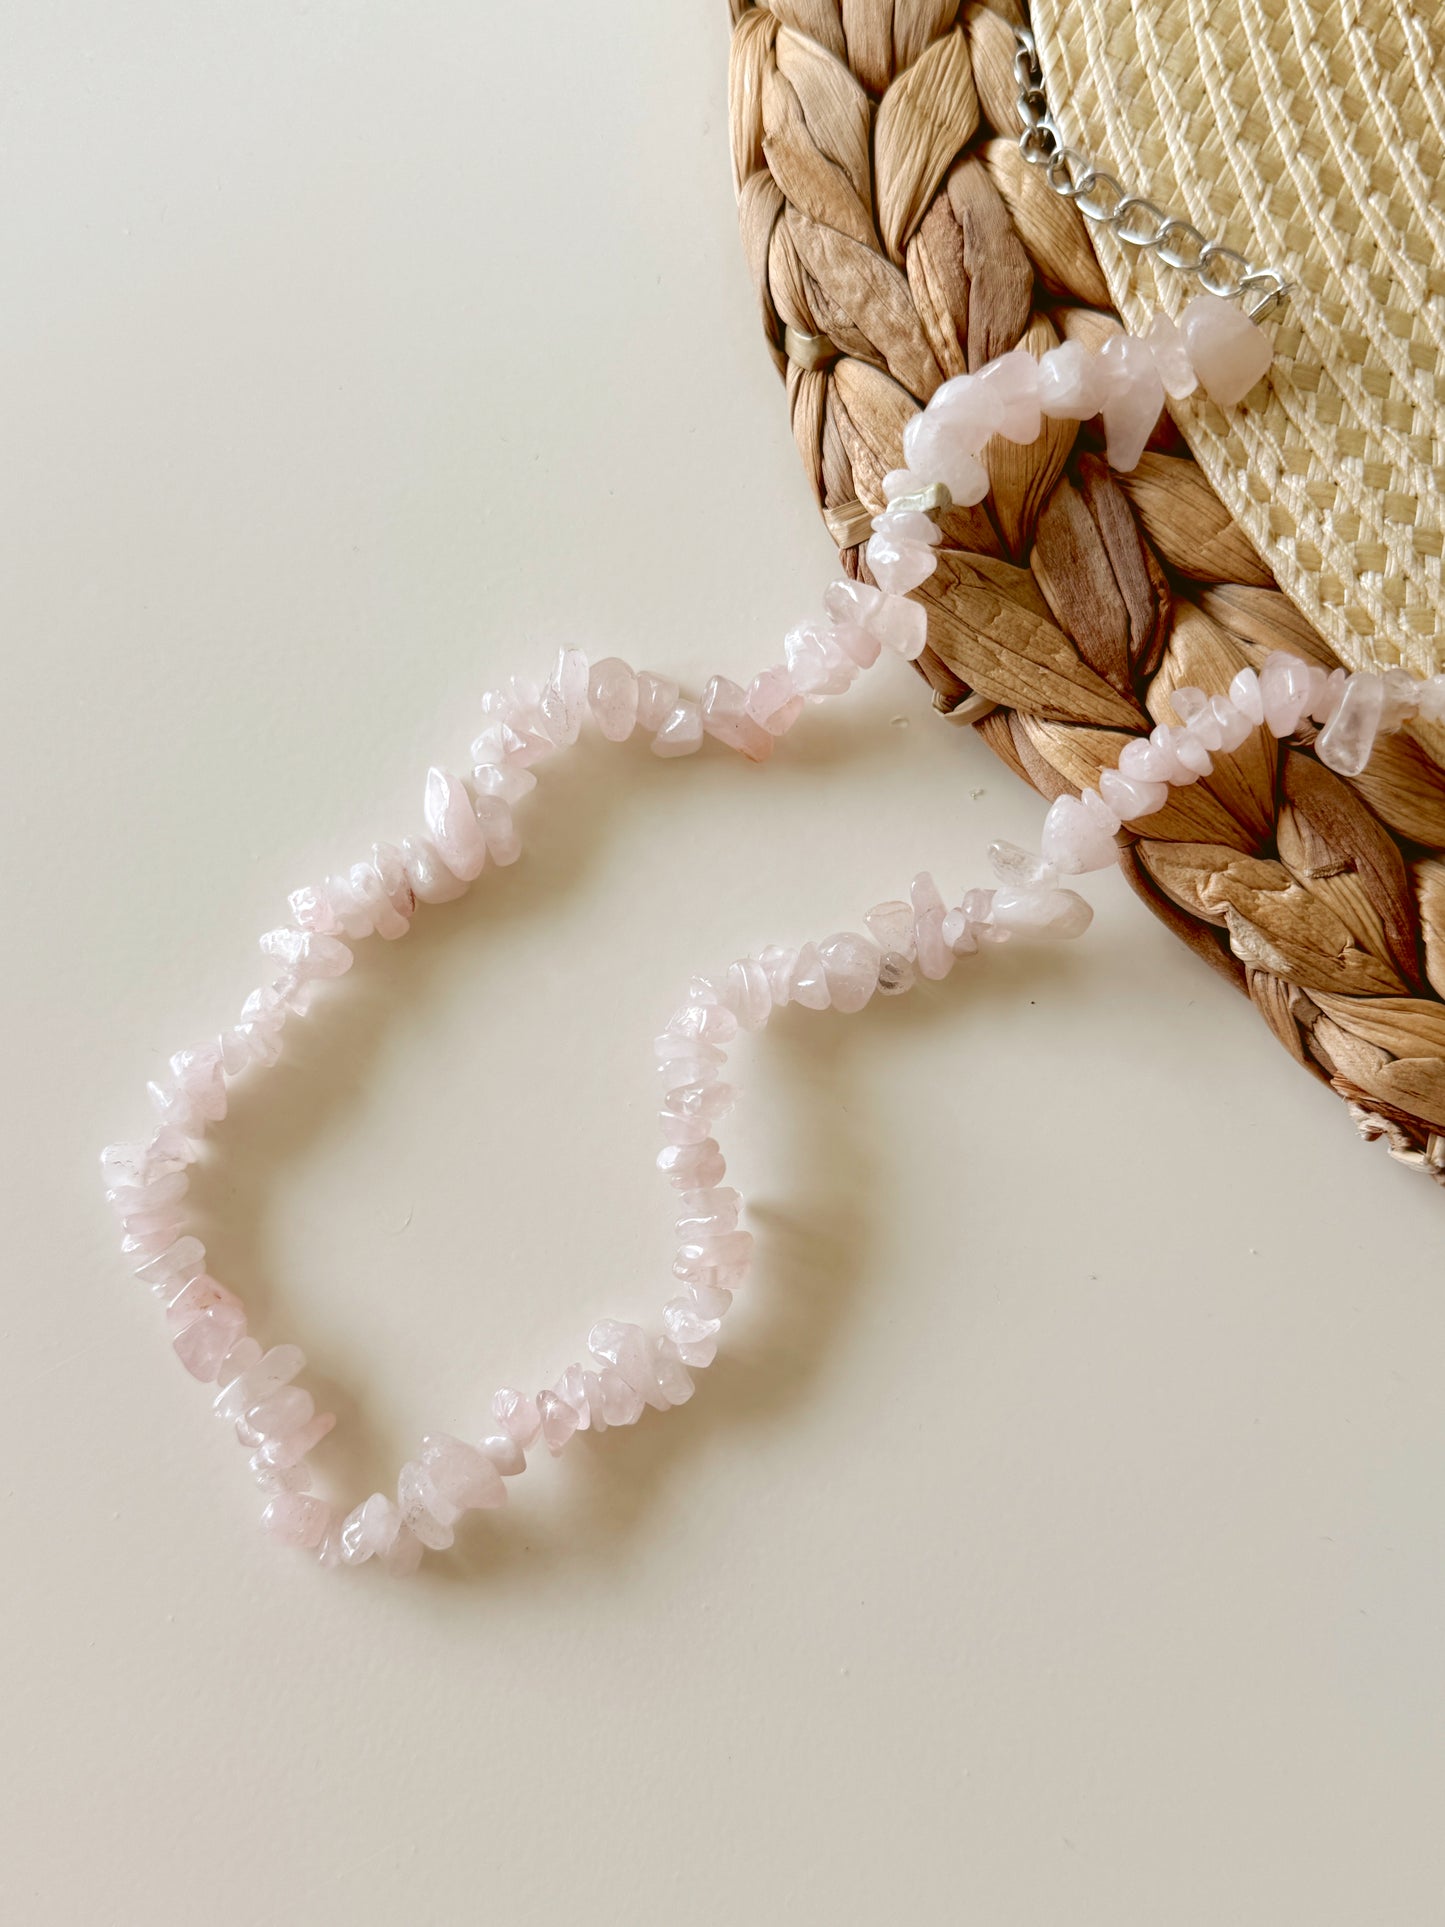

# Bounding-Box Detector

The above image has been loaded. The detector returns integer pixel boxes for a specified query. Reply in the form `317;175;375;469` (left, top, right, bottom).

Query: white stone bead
989;885;1094;940
397;1462;455;1549
1317;671;1386;776
1098;766;1168;820
1038;341;1104;419
540;647;589;747
987;840;1057;886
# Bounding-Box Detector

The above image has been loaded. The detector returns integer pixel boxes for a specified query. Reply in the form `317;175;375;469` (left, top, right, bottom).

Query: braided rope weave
727;0;1445;1181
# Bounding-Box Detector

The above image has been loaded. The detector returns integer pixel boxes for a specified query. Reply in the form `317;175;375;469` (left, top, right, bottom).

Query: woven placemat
727;0;1445;1181
1031;0;1445;682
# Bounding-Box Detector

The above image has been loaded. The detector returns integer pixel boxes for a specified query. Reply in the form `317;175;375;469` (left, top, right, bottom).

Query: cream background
3;6;1444;1923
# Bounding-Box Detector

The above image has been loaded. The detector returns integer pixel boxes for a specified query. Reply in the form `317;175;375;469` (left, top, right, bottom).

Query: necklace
102;298;1444;1575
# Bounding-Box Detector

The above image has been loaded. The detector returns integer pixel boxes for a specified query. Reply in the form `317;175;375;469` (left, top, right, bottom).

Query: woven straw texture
1031;0;1445;682
727;0;1445;1180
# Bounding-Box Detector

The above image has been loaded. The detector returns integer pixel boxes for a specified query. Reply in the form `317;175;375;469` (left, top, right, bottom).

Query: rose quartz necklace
102;295;1445;1574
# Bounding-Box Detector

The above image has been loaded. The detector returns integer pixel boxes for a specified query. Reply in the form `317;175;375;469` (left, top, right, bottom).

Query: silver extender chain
1012;26;1293;320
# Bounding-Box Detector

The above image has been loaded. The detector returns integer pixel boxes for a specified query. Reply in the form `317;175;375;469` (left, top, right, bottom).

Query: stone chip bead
1179;293;1273;407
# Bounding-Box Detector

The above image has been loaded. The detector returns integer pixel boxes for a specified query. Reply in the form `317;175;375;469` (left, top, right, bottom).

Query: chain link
1012;27;1292;319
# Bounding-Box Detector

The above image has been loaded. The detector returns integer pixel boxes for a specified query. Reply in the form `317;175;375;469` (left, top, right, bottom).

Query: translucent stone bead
1040;791;1120;873
214;1344;305;1420
537;1390;578;1456
1099;335;1164;471
977;349;1043;441
635;672;680;734
651;701;704;758
784;621;855;696
654;1031;726;1070
587;657;640;741
676;1186;742;1235
668;1001;738;1045
1228;665;1265;725
657;1140;726;1190
818;932;880;1012
746;665;805;736
492;1387;541;1447
788;942;831;1010
244;1385;314;1443
1309;666;1348;726
911;873;951;980
823;577;928;661
1379;667;1420;733
1317;672;1386;776
940;906;977;955
864;899;916;955
1179;293;1272;407
675;1229;753;1274
1036;340;1105;419
397;1462;456;1550
1098;766;1168;820
902;385;995;498
864;526;939;596
759;944;799;1004
701;676;774;762
421;1434;505;1512
987;840;1056;886
422;768;487;882
135;1235;206;1290
660;1112;712;1148
1143;311;1198;399
989;886;1094;940
650;1337;695;1406
371;841;417;921
258;927;354;980
215;1336;261;1386
540;647;589;747
1416;673;1445;723
340;1493;401;1565
724;958;772;1030
661;1080;735;1125
100;1134;193;1193
253;1411;335;1471
597;1368;645;1427
590;1319;670;1411
164;1271;236;1335
260;1493;332;1549
174;1303;246;1382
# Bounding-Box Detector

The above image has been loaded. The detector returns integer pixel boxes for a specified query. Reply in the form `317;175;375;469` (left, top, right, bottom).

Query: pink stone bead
1317;672;1386;776
823;578;928;661
259;927;353;979
423;768;487;882
588;657;640;741
940;907;978;955
785;621;855;696
746;665;805;736
660;1112;712;1147
1040;792;1120;874
164;1272;240;1333
759;944;799;1005
421;1434;506;1512
470;792;520;866
470;761;536;808
1144;311;1198;399
135;1235;206;1290
650;1337;695;1406
911;873;951;980
1099;335;1164;472
1310;666;1348;725
481;1432;525;1476
676;1186;742;1235
668;1002;738;1046
864;527;938;596
1228;666;1265;725
977;348;1043;442
660;1080;735;1125
1179;293;1272;407
173;1304;246;1382
1037;340;1105;419
169;1043;226;1119
657;1140;726;1190
635;672;680;734
537;1390;579;1456
701;676;774;761
651;701;704;757
903;390;995;497
492;1387;541;1447
540;647;589;747
597;1368;645;1426
788;942;831;1009
260;1493;332;1549
818;932;881;1012
654;1031;726;1069
379;1527;422;1575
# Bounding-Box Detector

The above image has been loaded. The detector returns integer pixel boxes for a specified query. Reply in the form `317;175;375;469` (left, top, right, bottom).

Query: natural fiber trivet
727;0;1445;1182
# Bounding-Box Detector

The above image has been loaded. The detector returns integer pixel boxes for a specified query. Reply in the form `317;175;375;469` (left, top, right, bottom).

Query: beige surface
3;6;1445;1923
1031;0;1445;678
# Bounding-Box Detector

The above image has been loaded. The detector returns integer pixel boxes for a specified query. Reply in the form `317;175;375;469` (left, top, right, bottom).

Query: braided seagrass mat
727;0;1445;1183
